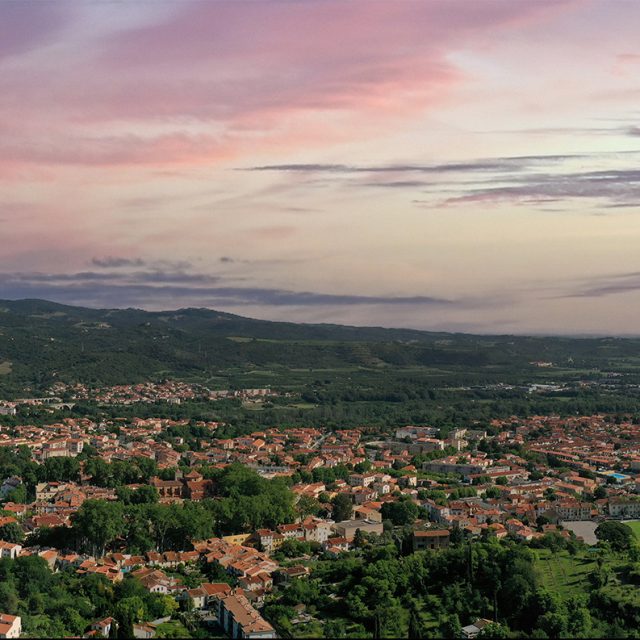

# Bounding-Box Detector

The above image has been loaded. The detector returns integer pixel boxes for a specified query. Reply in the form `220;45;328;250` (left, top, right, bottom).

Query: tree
71;499;124;556
478;622;510;638
593;486;607;500
296;494;321;519
276;538;314;558
4;484;27;503
440;613;462;639
0;522;24;543
536;611;569;637
354;460;372;473
323;618;349;638
381;497;418;526
118;485;158;505
353;528;367;549
408;599;424;639
147;594;178;619
0;582;18;615
332;493;353;522
483;486;501;500
595;521;634;552
12;555;51;596
115;595;146;627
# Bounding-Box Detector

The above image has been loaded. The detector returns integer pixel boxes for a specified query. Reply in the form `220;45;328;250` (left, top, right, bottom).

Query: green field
0;361;11;375
533;550;600;597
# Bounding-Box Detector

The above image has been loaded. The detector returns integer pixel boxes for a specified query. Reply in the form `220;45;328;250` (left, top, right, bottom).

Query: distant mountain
1;298;639;394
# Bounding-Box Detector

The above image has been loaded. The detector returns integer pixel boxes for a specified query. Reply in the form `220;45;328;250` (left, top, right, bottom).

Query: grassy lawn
0;361;11;375
533;549;599;597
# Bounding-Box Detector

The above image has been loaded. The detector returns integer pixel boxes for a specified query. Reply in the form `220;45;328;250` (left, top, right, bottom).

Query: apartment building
216;589;276;639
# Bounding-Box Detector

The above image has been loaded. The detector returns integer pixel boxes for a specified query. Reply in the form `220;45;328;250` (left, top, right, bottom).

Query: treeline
265;535;638;638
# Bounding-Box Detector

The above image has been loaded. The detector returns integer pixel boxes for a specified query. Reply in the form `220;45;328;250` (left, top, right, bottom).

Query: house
1;504;27;519
0;541;21;560
254;529;285;554
186;587;208;610
131;568;180;594
276;565;310;583
332;519;384;541
413;530;450;552
555;500;594;521
149;478;184;501
0;614;21;639
460;618;493;639
38;549;58;570
322;536;350;554
353;506;382;523
201;582;233;608
35;481;67;501
486;523;508;539
238;573;273;593
276;523;304;541
132;623;156;639
348;473;376;488
301;518;333;544
89;617;115;638
607;497;640;518
56;552;82;570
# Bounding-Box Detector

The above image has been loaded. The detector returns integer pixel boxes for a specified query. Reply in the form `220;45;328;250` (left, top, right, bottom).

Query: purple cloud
0;2;72;61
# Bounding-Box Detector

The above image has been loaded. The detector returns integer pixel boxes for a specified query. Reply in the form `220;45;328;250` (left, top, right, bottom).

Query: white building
0;542;22;560
0;614;21;639
460;618;493;639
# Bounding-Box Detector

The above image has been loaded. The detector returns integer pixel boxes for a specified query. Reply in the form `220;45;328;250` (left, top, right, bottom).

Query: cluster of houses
41;381;278;406
502;414;640;475
1;410;640;638
0;535;281;639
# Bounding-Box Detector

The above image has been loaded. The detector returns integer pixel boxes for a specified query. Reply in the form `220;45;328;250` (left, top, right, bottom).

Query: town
1;395;639;638
5;0;640;636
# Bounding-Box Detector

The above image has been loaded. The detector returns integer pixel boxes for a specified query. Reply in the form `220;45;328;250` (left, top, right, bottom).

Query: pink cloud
0;0;578;174
0;132;231;169
92;0;573;123
613;52;640;76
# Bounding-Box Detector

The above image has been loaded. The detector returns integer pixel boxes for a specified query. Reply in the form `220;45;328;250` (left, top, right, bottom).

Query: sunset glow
3;0;640;334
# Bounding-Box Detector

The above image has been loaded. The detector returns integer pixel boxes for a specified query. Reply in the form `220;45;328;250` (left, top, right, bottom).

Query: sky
2;0;640;335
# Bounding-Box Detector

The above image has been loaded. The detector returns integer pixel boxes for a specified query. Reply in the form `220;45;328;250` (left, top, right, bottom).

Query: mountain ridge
2;298;640;397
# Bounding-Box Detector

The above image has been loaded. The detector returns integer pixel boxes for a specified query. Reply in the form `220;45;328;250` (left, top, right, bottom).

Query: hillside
2;298;640;396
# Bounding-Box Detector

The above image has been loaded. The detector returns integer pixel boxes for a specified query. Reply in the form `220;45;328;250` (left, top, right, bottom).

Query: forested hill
2;298;640;394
